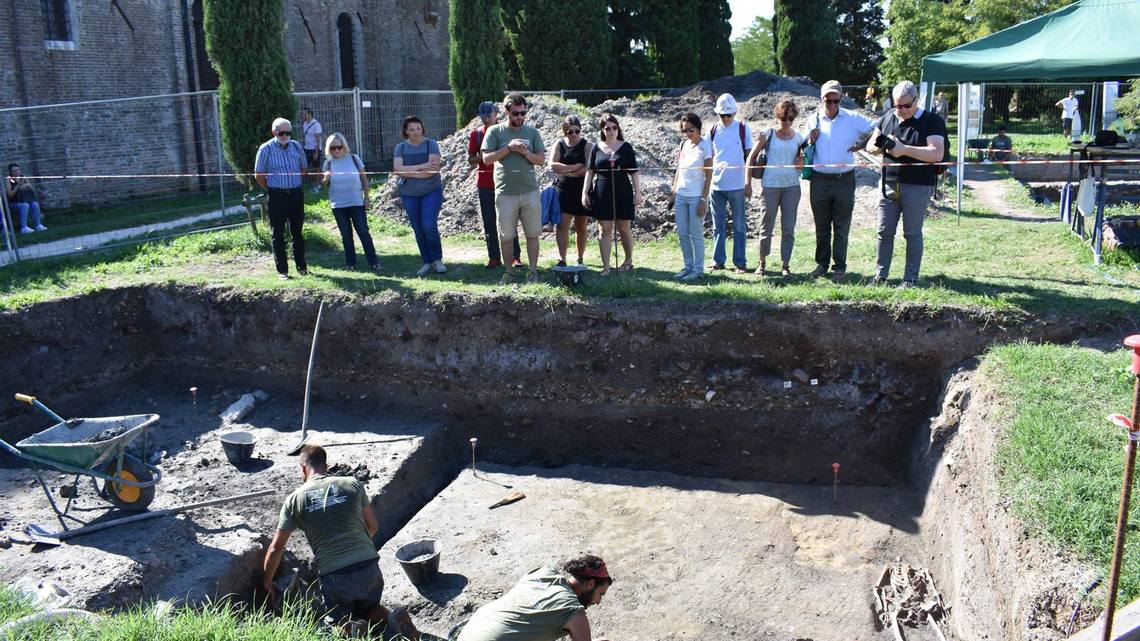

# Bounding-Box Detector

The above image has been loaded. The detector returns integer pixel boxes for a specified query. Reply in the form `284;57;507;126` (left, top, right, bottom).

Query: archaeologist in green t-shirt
456;555;614;641
262;444;420;639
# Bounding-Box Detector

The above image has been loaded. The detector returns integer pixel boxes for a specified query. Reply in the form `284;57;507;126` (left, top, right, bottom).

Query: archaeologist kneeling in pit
456;555;613;641
262;444;420;639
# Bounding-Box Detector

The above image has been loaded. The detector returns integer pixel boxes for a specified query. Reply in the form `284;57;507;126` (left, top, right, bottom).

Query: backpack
708;120;749;162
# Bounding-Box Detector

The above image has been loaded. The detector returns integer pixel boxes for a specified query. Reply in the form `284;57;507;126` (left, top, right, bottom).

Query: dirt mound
373;72;883;243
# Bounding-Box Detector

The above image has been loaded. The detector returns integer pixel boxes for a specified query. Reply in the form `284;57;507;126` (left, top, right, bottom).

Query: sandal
599;268;612;277
617;263;633;272
499;271;519;285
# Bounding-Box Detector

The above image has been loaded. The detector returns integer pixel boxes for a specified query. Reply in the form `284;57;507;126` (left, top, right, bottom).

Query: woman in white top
746;100;805;277
669;113;712;281
321;133;378;270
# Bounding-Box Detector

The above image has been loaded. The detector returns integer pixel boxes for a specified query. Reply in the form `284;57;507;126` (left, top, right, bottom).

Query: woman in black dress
581;113;642;274
551;116;591;266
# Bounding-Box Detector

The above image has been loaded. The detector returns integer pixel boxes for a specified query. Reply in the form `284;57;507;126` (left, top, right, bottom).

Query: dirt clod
328;462;373;483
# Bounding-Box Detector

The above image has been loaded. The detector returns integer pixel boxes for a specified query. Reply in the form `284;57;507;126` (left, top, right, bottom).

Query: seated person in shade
989;126;1012;162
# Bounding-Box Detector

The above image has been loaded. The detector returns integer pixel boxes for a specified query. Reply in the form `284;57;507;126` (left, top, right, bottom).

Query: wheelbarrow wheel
101;454;155;512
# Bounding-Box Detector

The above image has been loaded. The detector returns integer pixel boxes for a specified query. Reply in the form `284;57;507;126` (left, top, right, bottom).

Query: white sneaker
415;263;432;277
34;224;47;231
19;227;33;233
433;260;447;273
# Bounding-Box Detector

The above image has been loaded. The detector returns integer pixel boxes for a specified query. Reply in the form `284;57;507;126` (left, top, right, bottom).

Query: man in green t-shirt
262;444;419;639
481;93;547;284
456;555;613;641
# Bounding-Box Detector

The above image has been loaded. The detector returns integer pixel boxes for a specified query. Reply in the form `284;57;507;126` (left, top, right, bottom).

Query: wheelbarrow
1;393;163;531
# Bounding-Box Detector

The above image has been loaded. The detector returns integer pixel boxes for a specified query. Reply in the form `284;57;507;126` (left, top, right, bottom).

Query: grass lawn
1;184;1138;317
0;586;406;641
984;342;1140;602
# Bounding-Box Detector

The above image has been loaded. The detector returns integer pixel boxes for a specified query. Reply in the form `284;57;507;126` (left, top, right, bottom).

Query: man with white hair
707;93;753;272
255;117;310;278
805;80;876;282
865;80;947;289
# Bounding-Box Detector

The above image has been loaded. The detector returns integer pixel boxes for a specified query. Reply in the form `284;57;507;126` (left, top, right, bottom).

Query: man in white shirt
1055;90;1078;139
302;109;324;170
707;93;753;272
804;80;876;282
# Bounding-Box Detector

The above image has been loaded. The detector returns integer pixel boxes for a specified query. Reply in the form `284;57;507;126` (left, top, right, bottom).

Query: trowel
488;490;525;509
288;301;325;456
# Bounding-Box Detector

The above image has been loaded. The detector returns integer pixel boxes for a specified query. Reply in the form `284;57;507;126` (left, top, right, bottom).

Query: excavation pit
0;286;1103;639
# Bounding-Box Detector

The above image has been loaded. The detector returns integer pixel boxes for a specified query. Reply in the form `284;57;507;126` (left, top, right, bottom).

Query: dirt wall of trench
0;285;1094;487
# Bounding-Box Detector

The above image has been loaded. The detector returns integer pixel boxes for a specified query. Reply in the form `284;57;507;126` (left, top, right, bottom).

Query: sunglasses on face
276;131;292;136
680;127;696;134
895;100;916;109
603;126;619;131
510;110;527;116
779;117;795;122
567;128;581;134
718;114;733;119
824;98;841;105
330;145;344;150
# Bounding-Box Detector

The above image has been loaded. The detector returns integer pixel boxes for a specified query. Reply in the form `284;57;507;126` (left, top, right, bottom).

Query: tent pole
956;82;967;225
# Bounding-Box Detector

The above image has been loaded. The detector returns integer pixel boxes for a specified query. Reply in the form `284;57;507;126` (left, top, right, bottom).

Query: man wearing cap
255;117;309;279
804;80;876;282
468;101;521;269
457;554;613;641
707;93;753;272
865;80;947;289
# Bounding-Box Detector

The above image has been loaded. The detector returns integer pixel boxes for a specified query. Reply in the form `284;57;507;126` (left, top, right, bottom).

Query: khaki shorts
495;190;541;241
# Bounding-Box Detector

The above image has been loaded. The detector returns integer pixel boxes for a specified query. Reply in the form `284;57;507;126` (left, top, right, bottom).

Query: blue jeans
14;201;42;229
710;189;747;268
401;186;444;264
674;195;706;272
331;205;378;268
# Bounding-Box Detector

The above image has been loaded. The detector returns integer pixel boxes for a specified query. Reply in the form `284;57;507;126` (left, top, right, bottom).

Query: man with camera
865;80;947;289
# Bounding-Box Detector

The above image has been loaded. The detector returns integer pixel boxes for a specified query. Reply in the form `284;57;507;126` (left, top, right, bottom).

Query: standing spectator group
252;81;944;289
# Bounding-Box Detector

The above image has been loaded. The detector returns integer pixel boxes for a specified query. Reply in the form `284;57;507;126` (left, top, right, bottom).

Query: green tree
832;0;884;84
448;0;507;127
1112;79;1140;132
732;16;775;75
202;0;296;187
647;0;700;86
503;0;613;89
698;0;735;81
880;0;968;86
609;0;660;87
775;0;839;83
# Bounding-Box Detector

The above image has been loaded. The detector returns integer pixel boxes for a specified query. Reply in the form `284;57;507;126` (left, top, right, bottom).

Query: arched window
337;13;357;89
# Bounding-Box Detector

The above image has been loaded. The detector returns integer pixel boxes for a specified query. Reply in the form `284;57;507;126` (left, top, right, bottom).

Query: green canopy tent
919;0;1140;259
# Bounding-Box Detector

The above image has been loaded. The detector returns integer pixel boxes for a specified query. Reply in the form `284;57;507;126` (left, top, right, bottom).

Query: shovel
288;301;325;456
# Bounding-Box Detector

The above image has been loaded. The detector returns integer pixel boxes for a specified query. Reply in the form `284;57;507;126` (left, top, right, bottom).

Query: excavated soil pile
374;71;886;242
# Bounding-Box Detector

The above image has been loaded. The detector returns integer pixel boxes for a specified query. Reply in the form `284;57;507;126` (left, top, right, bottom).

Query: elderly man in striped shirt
255;117;310;279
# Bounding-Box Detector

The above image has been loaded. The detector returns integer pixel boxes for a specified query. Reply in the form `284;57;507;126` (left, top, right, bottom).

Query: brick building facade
1;0;449;207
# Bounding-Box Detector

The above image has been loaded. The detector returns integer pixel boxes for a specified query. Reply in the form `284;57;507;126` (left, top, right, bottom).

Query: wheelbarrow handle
14;393;67;425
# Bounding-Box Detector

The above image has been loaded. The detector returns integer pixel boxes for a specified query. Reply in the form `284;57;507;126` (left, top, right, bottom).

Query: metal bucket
394;538;441;585
219;431;255;464
552;264;587;287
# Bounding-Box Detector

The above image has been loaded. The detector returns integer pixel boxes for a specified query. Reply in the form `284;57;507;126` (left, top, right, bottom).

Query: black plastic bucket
219;431;255;464
394;538;441;585
552;264;587;287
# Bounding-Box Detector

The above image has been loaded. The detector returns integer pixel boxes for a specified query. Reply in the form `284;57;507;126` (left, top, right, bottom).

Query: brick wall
0;0;450;208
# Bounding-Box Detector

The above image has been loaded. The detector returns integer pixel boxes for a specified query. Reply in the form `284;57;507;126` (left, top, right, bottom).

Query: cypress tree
203;0;296;187
503;0;613;90
697;0;734;81
448;0;507;127
609;0;658;87
775;0;838;83
647;0;700;86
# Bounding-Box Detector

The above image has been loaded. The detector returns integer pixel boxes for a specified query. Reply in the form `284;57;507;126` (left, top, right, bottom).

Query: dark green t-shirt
481;123;545;195
456;567;584;641
277;475;377;575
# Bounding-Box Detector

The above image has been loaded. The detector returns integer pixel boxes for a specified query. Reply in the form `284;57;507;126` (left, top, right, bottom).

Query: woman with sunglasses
321;133;378;271
394;115;445;276
670;113;712;281
551;116;592;266
746;100;805;277
582;114;642;275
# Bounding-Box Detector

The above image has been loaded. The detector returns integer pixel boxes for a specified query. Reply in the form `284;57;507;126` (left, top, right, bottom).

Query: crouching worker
456;554;613;641
262;444;420;639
